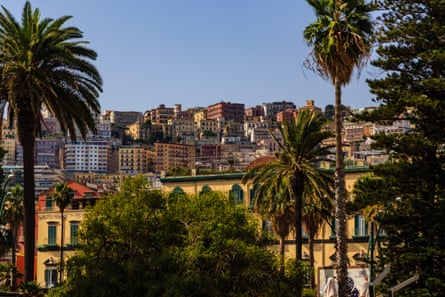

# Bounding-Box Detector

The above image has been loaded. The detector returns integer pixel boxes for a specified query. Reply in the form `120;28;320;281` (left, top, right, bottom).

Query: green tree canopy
49;176;302;297
354;1;445;295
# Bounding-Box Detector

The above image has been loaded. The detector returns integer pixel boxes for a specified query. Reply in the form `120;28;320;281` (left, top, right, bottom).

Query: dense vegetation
351;1;445;296
48;176;308;297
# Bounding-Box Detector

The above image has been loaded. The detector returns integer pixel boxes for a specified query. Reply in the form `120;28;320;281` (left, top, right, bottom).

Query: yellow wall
36;207;85;287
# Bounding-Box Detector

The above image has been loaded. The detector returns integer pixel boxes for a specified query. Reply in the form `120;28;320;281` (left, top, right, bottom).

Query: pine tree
360;1;445;295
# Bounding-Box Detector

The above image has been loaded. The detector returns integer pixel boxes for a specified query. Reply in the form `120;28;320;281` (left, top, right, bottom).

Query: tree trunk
291;175;304;261
59;210;65;282
334;78;348;297
22;136;36;282
279;235;285;275
17;105;37;282
308;234;315;289
0;98;7;143
11;224;17;290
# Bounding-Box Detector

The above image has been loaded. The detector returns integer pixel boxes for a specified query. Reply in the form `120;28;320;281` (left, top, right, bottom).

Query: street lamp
368;197;402;297
0;171;15;219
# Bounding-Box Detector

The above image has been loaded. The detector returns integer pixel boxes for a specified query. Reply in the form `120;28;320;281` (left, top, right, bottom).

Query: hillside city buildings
0;98;410;288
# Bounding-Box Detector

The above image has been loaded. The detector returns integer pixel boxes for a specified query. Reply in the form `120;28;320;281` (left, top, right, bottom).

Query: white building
64;141;110;173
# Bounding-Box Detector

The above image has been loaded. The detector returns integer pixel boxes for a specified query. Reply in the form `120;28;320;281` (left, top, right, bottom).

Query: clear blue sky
3;0;377;112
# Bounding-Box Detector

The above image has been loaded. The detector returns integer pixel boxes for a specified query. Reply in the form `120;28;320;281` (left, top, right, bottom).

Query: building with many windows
118;145;149;175
207;101;245;123
154;142;195;174
64;141;110;174
36;181;101;288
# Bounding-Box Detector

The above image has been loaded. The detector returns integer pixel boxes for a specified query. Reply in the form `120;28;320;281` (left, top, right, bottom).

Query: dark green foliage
356;2;445;295
48;176;304;297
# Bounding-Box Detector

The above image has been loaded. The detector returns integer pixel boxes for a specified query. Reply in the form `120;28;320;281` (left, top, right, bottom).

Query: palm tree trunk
308;234;315;289
279;235;285;275
17;106;37;282
59;210;65;283
11;224;17;290
22;137;36;282
291;175;304;261
0;98;7;142
334;78;348;297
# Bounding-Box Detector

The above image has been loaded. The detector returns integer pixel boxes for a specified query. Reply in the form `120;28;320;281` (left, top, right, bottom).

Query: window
199;185;212;196
70;222;79;246
45;196;53;210
48;224;57;246
354;215;368;237
229;184;244;205
249;185;259;209
45;268;57;288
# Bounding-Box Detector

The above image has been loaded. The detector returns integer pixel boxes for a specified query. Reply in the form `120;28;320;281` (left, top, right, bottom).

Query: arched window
169;186;186;202
199;185;212;196
229;184;244;205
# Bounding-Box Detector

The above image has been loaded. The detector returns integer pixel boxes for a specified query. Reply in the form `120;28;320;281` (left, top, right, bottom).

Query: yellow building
36;181;101;288
160;166;371;287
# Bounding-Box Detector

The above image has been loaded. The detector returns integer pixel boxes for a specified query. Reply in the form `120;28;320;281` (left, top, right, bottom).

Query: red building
207;101;245;123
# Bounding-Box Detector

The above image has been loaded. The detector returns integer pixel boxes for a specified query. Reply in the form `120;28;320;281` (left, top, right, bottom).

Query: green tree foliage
304;1;373;295
0;2;102;281
49;176;302;297
355;2;445;295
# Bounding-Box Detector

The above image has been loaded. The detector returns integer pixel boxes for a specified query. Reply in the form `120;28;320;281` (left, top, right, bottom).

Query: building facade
36;181;101;288
207;102;245;123
64;141;110;174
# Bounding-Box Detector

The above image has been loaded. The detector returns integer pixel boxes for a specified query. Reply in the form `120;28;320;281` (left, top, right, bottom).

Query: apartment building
104;110;143;126
154;142;195;174
245;105;264;120
207;101;245;123
195;119;220;140
261;101;296;120
64;141;110;174
119;145;149;174
1;138;16;165
168;118;196;145
144;104;175;125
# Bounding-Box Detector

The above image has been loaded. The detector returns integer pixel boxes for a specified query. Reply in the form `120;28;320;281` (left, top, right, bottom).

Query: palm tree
52;182;74;283
2;185;24;290
243;110;333;261
0;2;102;281
304;1;373;295
254;176;294;274
303;191;334;289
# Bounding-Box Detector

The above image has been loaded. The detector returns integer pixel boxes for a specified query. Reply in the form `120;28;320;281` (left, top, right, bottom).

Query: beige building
160;167;371;287
154;142;195;174
119;145;149;174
